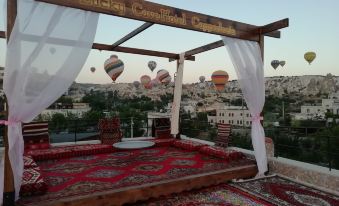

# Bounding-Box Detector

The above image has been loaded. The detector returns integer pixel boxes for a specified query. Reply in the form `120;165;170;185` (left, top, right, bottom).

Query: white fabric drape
171;53;185;136
221;36;267;176
1;0;98;202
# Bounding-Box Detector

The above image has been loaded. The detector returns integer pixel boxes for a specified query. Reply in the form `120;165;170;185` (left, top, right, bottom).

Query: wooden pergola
1;0;289;205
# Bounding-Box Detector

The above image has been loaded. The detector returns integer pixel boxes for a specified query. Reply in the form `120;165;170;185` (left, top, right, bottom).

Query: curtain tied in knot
0;120;20;125
251;114;262;122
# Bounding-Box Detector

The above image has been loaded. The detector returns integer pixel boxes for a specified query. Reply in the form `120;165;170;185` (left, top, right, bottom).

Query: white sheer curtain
171;53;185;136
221;36;267;176
1;0;99;202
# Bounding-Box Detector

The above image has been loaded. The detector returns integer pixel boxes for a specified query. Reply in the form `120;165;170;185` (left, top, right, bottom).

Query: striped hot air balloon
211;70;229;92
140;75;151;88
104;55;124;82
304;51;316;65
156;69;170;84
161;75;171;85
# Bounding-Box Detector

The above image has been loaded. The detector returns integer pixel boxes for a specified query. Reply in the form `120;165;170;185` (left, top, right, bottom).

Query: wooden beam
4;0;17;205
184;40;224;57
34;0;286;41
0;31;5;39
94;43;195;61
112;22;153;48
260;18;289;35
0;31;194;61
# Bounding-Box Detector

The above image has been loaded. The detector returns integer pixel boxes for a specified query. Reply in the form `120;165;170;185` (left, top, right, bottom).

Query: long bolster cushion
20;167;48;197
172;139;206;151
199;145;245;161
25;144;116;161
151;138;175;147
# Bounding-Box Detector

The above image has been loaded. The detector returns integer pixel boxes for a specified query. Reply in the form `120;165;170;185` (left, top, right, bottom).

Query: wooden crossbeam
112;22;153;48
0;31;194;61
0;31;5;38
35;0;286;41
259;18;289;35
185;40;224;57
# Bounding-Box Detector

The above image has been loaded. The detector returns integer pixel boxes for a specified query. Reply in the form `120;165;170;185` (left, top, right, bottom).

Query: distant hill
68;74;339;101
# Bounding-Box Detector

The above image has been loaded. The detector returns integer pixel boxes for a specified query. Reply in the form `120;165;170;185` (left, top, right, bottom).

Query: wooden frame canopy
2;0;289;205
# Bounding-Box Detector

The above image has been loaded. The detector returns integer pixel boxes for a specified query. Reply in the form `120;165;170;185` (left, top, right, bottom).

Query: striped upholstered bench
215;123;232;148
22;121;51;150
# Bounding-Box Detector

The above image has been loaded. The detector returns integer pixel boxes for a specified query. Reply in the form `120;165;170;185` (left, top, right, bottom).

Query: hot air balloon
161;75;171;85
211;70;229;92
133;81;140;89
304;52;316;65
271;60;280;70
90;67;96;73
156;69;170;84
140;75;151;88
199;76;205;83
148;61;157;72
49;47;56;54
104;55;124;82
144;82;153;89
279;61;286;67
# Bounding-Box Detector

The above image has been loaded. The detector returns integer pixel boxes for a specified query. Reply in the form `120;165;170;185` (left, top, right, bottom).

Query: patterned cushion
23;155;38;168
25;144;116;161
98;119;123;144
23;122;51;150
172;140;206;151
20;167;48;197
199;145;245;161
151;138;175;147
215;123;232;148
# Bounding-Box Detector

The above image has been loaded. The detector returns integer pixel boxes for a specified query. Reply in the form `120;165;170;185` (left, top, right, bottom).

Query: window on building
229;120;231;123
307;109;310;113
237;120;239;124
318;109;320;112
222;120;224;123
246;121;249;125
240;120;242;124
232;113;234;117
222;113;224;116
240;113;243;116
246;113;249;117
211;120;213;123
229;113;231;117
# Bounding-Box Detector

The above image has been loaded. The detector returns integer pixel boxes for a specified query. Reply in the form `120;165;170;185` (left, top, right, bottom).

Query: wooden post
3;0;17;205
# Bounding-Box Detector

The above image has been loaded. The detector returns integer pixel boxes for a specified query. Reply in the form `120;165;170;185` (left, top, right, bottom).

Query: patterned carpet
230;175;339;206
133;184;272;206
17;146;254;206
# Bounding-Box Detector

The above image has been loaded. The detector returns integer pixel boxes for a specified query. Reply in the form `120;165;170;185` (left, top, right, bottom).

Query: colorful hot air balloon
271;60;280;70
211;70;229;92
148;61;157;72
161;75;171;85
199;76;205;83
304;52;316;65
144;82;153;89
133;81;140;89
90;67;96;73
104;55;124;82
156;69;170;84
150;79;160;87
279;61;286;67
140;75;151;88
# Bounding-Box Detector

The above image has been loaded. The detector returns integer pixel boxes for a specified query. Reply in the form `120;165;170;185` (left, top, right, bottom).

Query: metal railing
1;119;338;170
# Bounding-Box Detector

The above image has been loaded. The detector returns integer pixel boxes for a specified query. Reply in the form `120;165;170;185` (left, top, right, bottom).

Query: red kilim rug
230;175;339;206
133;183;273;206
17;146;254;206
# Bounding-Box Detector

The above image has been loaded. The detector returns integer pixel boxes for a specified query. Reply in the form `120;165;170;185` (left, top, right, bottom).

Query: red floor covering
230;175;339;206
133;183;273;206
17;146;254;206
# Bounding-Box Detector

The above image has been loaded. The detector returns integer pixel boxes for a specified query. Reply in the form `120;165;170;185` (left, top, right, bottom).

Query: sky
1;0;339;84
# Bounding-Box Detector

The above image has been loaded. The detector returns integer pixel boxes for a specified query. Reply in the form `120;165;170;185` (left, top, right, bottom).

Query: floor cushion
20;167;47;197
25;144;116;161
151;138;175;147
172;139;206;151
199;145;245;161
